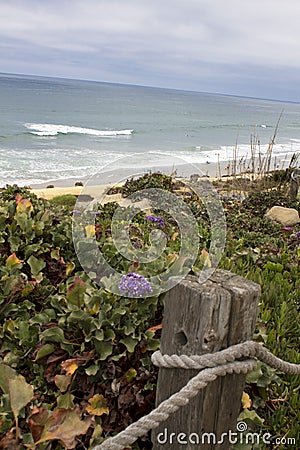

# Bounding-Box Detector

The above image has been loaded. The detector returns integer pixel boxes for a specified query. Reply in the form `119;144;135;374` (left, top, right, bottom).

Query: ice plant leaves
27;255;46;282
66;277;87;307
66;261;75;276
34;344;55;361
29;406;92;449
86;394;109;416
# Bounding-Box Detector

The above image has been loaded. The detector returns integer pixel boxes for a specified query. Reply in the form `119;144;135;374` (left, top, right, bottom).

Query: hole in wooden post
202;329;218;351
174;330;188;346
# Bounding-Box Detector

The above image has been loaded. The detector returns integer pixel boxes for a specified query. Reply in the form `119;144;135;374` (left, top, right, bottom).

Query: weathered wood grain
152;270;260;450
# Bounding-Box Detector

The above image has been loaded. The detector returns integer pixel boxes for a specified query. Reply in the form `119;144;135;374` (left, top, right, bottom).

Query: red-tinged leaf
29;407;92;449
66;277;87;307
6;253;23;269
146;323;163;333
15;193;22;205
16;197;33;214
29;406;50;442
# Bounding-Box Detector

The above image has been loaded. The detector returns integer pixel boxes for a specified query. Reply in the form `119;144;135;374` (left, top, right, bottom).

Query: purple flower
71;209;82;214
119;272;152;298
280;227;294;232
295;231;300;239
132;237;143;249
145;215;165;227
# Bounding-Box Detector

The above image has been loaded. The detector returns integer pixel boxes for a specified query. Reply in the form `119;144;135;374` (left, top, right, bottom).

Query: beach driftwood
152;270;260;450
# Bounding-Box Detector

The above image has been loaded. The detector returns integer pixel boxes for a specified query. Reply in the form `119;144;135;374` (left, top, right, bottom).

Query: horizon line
0;70;299;105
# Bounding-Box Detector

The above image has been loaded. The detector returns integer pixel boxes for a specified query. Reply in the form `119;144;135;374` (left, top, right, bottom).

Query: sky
0;0;300;101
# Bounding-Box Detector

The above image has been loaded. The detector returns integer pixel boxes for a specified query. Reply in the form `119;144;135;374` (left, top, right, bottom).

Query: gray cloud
0;0;300;100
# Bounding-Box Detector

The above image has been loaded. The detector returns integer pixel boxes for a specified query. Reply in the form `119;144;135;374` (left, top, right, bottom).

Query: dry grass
212;115;299;196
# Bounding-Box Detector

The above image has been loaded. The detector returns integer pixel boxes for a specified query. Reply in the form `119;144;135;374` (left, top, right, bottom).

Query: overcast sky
0;0;300;101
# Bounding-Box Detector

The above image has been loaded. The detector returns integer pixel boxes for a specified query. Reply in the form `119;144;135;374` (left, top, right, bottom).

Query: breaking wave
24;123;134;137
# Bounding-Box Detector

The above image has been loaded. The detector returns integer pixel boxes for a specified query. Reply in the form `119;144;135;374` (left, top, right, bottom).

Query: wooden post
152;270;260;450
289;168;300;199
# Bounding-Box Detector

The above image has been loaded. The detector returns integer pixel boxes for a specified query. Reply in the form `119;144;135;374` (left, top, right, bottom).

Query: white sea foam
219;141;300;159
24;123;134;137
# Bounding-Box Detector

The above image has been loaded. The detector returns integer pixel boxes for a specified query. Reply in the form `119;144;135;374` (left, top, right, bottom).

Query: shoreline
28;163;220;200
5;157;296;201
29;162;223;189
2;152;297;192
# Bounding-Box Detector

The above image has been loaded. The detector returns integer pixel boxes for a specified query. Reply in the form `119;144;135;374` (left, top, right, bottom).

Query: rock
265;206;300;226
77;194;94;202
190;173;200;182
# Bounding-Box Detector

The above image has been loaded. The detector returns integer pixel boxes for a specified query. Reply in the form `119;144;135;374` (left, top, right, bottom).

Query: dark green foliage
49;194;78;208
120;172;175;197
240;189;300;215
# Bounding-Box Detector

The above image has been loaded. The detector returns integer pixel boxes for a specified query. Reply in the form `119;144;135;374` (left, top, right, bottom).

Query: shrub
49;194;78;208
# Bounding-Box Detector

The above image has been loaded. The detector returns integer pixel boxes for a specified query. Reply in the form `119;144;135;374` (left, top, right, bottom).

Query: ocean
1;73;300;187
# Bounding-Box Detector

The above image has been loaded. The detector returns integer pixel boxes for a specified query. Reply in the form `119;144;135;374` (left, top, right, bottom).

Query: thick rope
92;341;300;450
151;340;300;374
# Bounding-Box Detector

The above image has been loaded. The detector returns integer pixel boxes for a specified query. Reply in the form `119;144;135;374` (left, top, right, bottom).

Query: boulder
265;206;300;227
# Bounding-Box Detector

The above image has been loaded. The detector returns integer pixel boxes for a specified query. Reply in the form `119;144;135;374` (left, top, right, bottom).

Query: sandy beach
30;161;229;200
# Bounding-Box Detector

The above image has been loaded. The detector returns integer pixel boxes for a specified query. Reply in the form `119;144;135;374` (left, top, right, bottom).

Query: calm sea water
1;73;300;186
